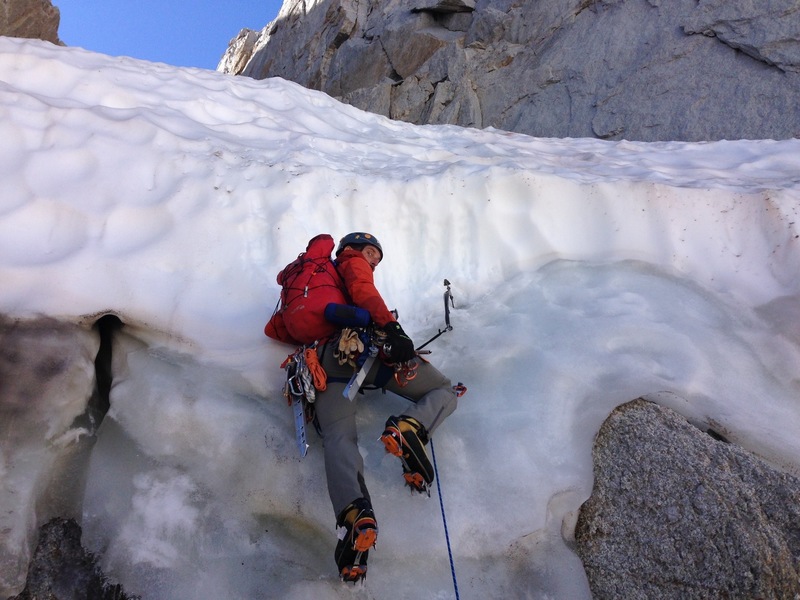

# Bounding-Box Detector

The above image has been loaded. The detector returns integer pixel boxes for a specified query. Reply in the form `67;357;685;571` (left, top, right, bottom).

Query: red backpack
265;234;349;345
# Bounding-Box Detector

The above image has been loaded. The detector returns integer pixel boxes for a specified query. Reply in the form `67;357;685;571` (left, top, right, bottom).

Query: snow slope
1;37;799;598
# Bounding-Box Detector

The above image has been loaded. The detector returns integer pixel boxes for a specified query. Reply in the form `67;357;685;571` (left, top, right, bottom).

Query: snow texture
1;37;800;599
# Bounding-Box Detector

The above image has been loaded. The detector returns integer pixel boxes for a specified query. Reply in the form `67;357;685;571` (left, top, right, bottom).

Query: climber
313;232;459;582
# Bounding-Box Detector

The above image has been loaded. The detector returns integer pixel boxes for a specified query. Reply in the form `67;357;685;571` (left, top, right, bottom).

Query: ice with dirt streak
1;36;800;599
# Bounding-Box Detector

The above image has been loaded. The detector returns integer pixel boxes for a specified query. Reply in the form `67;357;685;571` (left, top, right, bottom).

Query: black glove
383;322;416;363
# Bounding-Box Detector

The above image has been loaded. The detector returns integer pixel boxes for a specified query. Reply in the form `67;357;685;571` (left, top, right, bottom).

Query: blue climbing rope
430;438;460;600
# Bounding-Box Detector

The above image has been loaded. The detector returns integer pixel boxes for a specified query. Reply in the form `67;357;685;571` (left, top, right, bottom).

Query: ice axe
416;279;455;352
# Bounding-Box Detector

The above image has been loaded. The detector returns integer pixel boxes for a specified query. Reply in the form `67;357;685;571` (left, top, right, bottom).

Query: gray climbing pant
313;338;458;517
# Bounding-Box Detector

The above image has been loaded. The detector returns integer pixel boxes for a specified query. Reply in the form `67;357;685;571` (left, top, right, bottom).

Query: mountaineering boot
334;498;378;583
380;415;434;494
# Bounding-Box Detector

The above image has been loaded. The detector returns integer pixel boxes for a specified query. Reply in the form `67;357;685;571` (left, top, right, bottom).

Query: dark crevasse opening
37;314;124;524
89;314;123;426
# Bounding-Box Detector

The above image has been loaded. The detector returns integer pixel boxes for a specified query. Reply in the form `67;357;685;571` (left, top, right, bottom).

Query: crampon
335;499;378;583
380;416;433;495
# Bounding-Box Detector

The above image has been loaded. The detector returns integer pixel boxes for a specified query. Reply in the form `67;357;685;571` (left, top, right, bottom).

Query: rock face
218;0;800;141
0;0;61;45
9;518;134;600
575;399;800;599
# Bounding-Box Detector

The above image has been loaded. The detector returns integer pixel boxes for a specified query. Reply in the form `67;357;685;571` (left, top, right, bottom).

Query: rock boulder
575;399;800;599
9;518;135;600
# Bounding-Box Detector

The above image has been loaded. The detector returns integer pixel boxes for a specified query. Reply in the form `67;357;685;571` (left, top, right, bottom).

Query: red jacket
336;249;396;327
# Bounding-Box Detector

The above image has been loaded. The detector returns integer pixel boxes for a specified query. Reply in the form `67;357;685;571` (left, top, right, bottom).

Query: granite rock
575;399;800;599
218;0;800;141
0;0;61;45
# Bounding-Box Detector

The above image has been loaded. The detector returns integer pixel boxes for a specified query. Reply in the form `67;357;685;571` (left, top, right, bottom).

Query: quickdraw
282;343;326;457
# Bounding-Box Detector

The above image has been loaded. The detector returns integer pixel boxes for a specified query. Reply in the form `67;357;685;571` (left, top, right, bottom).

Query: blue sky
55;0;284;70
